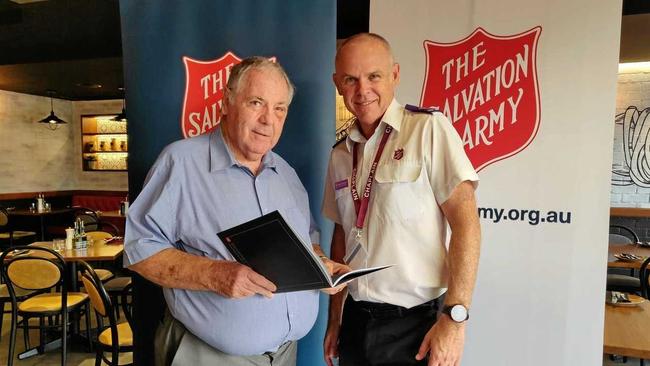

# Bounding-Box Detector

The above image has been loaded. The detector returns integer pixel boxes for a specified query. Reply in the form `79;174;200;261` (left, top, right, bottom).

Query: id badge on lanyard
343;228;368;269
345;125;392;269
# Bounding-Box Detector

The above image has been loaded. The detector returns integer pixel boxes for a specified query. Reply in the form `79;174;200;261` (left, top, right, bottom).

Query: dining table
604;297;650;363
8;208;74;241
608;243;650;269
30;239;124;287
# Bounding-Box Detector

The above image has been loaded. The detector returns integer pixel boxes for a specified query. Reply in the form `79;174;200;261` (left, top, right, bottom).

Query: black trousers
339;296;439;366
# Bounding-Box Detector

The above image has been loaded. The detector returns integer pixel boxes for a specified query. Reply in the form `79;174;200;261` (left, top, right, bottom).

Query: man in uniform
124;56;345;366
322;33;481;366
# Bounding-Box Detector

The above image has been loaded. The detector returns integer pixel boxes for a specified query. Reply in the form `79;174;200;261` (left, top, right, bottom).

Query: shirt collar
345;99;403;152
209;127;277;173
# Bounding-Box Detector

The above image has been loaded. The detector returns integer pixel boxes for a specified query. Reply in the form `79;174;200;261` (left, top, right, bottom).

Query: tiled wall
610;65;650;238
611;67;650;207
0;90;128;194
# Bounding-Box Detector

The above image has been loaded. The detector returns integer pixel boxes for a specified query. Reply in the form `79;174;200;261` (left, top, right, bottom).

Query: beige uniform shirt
322;100;478;308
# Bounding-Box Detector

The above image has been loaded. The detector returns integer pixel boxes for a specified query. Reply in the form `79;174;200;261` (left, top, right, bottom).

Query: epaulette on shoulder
333;130;348;148
405;104;439;114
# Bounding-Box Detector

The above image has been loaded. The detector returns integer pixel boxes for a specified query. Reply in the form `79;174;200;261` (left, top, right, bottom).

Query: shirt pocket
374;162;426;221
375;163;421;183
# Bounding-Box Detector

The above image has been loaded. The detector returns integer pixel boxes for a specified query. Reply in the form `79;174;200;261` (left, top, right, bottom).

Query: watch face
450;304;468;322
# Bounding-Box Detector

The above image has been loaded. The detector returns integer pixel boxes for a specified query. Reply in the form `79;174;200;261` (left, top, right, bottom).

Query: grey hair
226;56;295;104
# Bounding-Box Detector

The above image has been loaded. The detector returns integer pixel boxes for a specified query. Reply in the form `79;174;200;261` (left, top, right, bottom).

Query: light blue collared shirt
124;128;319;356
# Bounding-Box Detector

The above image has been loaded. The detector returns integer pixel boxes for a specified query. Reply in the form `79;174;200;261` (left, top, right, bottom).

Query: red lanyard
350;125;393;237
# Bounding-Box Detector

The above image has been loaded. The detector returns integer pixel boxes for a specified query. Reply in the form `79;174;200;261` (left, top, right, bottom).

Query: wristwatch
442;304;469;323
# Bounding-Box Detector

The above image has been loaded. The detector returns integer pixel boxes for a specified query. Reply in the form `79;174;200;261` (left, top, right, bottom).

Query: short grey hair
226;56;295;104
336;32;395;65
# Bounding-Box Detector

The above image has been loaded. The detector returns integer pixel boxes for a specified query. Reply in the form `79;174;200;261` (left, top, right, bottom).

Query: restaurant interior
0;0;648;365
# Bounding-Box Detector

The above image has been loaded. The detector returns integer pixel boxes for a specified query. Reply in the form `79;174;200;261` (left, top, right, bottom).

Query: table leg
39;216;45;241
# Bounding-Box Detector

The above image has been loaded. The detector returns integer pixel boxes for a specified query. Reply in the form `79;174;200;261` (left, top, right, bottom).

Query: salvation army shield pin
393;148;404;160
420;27;542;172
181;51;242;138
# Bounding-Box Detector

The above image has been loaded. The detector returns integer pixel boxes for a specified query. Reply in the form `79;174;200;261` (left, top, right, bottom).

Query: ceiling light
37;90;66;130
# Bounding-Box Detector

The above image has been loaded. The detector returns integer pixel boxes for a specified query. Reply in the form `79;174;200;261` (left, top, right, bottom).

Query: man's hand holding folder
315;248;351;295
212;260;277;299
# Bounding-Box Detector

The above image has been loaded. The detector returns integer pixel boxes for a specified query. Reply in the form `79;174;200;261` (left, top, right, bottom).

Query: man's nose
356;78;371;95
259;106;273;124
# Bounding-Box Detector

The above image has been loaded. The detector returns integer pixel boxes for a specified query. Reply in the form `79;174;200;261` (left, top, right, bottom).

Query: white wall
0;90;128;193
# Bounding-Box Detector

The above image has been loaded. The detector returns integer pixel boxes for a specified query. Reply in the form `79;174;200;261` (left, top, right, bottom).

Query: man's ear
221;92;230;115
392;63;401;85
332;73;342;96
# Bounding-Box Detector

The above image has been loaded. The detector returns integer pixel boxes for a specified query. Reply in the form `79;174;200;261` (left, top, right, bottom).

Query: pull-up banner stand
372;1;621;365
120;2;335;364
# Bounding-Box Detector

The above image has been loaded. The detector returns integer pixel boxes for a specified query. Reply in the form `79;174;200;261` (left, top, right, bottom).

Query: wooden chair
607;224;641;293
77;231;117;282
74;208;121;236
0;208;37;248
0;283;38;342
86;231;114;242
79;260;133;366
640;257;650;299
0;246;91;365
85;230;131;319
609;224;640;244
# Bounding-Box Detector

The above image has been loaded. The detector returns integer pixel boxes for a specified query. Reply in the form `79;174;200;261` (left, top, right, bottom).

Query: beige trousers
154;310;297;366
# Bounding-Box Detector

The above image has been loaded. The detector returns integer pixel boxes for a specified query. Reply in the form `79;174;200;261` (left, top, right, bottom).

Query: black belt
347;297;439;319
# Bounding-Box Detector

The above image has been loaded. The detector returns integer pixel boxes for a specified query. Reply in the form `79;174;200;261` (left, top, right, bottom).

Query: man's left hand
320;257;351;295
415;316;465;366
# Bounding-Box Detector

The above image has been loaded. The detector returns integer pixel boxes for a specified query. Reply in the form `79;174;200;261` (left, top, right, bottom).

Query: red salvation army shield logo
181;51;242;138
420;27;542;171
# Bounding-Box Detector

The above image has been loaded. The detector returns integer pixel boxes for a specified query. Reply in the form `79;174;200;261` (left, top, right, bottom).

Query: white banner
371;1;621;364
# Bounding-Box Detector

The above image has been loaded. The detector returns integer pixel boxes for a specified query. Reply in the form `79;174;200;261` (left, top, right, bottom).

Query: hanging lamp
38;90;67;130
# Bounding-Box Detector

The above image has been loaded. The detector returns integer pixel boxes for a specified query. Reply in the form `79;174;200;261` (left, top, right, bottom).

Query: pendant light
112;87;127;122
38;90;67;130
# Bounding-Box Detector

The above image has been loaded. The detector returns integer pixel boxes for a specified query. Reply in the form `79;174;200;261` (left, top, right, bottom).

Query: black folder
217;210;391;293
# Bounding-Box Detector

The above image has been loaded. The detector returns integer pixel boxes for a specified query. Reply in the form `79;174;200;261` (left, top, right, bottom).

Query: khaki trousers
154;310;297;366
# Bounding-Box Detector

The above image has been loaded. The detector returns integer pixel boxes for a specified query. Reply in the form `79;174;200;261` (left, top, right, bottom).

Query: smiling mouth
355;100;376;107
253;130;271;138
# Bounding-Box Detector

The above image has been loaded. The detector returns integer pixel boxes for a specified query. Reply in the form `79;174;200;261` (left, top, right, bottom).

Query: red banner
420;27;541;171
181;52;242;138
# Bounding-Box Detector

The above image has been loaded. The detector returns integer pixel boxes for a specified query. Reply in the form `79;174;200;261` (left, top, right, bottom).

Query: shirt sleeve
321;154;341;224
123;154;179;266
309;213;320;244
430;113;479;205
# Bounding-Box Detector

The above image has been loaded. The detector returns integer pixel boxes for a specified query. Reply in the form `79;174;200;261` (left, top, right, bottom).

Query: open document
217;210;392;293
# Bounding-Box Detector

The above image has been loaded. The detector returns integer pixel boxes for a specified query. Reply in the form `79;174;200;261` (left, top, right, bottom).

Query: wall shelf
81;115;128;171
